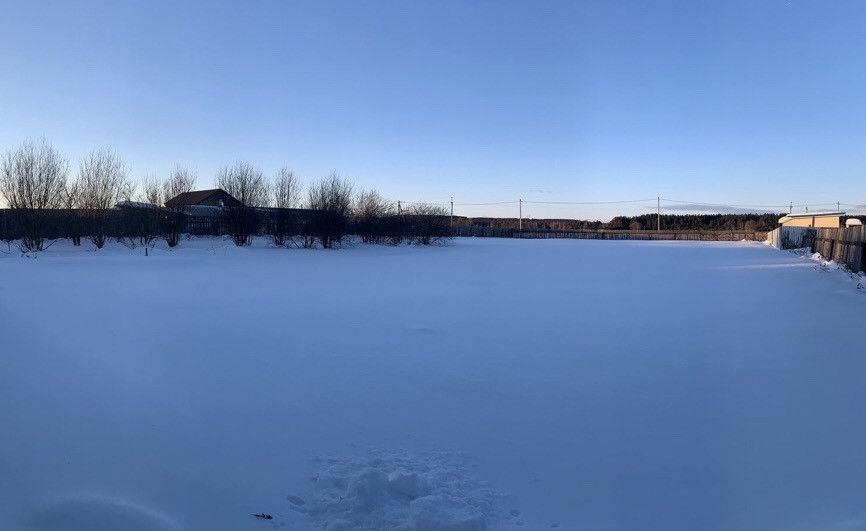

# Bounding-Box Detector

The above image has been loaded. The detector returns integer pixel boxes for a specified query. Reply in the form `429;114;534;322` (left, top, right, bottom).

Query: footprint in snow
286;495;305;507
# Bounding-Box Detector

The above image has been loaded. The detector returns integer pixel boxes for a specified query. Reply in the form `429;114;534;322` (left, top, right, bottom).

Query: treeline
606;213;782;232
454;217;604;231
0;139;450;252
457;213;782;232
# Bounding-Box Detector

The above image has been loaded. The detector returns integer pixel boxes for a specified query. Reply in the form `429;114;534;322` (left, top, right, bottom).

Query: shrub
354;189;394;244
306;174;353;248
160;210;186;248
227;206;260;246
407;203;451;245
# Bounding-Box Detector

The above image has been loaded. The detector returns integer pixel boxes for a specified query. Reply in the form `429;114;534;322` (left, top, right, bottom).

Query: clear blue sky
2;0;865;219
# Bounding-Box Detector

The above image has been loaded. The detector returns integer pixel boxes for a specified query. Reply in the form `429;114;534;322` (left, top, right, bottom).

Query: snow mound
810;252;843;270
388;470;431;500
292;450;519;530
26;494;181;531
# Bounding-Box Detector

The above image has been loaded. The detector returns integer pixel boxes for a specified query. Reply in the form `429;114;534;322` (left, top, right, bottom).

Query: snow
2;237;866;531
24;494;181;531
410;496;486;531
296;450;501;530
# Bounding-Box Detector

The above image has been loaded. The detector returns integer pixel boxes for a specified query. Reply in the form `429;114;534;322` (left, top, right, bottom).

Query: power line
395;196;866;215
400;200;450;206
661;198;796;209
523;198;656;205
453;200;520;206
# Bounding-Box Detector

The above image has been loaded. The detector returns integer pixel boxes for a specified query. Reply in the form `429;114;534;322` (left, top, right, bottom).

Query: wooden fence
451;226;767;241
451;226;515;238
813;226;866;273
514;229;767;241
765;227;817;250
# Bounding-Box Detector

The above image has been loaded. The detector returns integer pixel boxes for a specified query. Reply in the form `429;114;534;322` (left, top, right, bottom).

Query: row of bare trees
0;139;133;250
230;173;449;249
0;197;450;252
1;139;451;252
141;162;302;211
188;161;447;248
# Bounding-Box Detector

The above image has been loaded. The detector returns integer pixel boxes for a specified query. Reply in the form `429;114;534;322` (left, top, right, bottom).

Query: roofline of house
778;211;845;223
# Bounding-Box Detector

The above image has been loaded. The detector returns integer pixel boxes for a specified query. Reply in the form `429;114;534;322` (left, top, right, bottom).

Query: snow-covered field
2;237;865;531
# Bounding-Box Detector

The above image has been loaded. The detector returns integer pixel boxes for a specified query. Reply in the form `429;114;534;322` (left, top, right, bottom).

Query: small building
777;211;845;228
164;188;244;209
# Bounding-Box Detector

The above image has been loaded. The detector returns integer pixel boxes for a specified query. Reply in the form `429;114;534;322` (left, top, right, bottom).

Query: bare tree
0;138;68;209
267;168;302;247
75;147;130;248
215;162;268;207
272;167;301;209
383;213;409;246
160;209;186;248
355;189;392;219
407;203;451;245
306;173;354;248
354;189;394;243
76;148;129;209
163;165;196;202
227;206;260;246
62;179;84;246
117;186;161;248
0;138;69;251
121;179;136;203
142;176;164;206
141;166;195;207
62;180;80;209
215;162;267;245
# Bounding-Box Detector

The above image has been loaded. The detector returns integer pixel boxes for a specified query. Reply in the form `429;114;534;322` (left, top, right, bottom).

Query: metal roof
778;211;844;223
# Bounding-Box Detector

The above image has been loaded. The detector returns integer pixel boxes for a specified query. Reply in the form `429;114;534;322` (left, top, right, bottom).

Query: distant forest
456;213;785;232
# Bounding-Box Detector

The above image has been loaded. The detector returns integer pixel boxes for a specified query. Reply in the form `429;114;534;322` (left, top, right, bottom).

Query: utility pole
837;201;841;212
789;202;793;213
518;199;523;231
450;196;454;230
657;196;660;231
397;200;401;215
